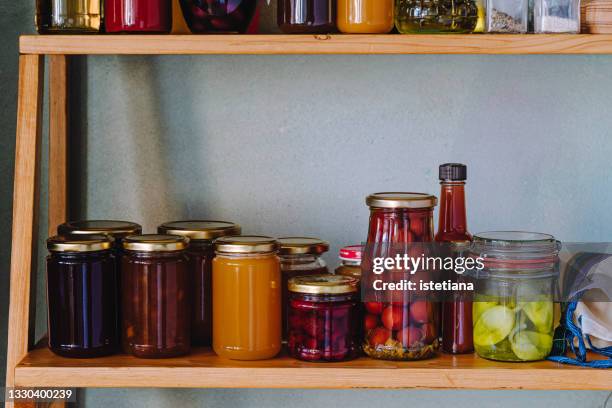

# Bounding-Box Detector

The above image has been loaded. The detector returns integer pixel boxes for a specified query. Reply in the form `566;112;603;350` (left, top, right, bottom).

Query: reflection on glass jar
36;0;101;33
395;0;478;33
179;0;258;33
105;0;171;32
122;235;191;358
470;231;558;362
337;0;394;33
46;235;118;358
158;220;241;347
534;0;580;32
288;275;360;362
278;0;337;33
213;236;281;360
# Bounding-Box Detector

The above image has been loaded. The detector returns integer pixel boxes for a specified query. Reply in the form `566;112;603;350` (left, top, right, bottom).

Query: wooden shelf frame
7;34;612;407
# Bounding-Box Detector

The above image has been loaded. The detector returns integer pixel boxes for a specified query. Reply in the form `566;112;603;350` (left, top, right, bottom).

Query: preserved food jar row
37;0;579;34
45;163;559;363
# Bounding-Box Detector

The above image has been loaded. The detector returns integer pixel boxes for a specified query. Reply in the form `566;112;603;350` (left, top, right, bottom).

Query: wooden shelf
19;34;612;55
15;345;612;389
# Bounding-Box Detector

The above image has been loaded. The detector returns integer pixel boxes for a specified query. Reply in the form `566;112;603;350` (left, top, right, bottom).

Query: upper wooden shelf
15;345;612;389
19;34;612;55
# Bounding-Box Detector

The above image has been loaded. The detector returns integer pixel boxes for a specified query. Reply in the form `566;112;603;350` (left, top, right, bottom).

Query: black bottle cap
439;163;467;181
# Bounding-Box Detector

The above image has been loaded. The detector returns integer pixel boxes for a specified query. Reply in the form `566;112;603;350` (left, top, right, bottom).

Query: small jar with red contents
287;275;359;362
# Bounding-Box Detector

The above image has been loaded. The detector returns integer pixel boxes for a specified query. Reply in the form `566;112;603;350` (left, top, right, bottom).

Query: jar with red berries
362;192;439;361
287;275;360;362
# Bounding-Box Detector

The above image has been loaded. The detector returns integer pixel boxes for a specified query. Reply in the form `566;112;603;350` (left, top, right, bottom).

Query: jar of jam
278;237;329;342
46;235;118;358
278;0;337;33
158;220;241;347
213;236;281;360
105;0;171;32
335;245;363;279
362;192;439;361
288;275;360;362
122;234;190;358
337;0;394;33
179;0;258;33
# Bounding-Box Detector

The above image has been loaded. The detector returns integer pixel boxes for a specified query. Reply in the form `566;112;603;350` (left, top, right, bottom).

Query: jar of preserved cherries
335;245;363;279
122;234;190;358
213;236;281;360
158;220;241;347
46;235;118;357
278;237;329;342
362;192;439;361
288;275;360;362
278;0;337;33
105;0;171;32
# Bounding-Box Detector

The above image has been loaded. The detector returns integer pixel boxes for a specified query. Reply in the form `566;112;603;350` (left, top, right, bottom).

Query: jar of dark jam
158;220;241;347
46;234;118;358
278;237;329;342
122;234;190;358
335;245;363;279
288;274;360;362
278;0;337;33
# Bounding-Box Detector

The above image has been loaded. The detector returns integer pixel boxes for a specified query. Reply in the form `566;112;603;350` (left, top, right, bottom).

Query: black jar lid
47;234;114;253
288;274;358;295
439;163;467;181
158;220;241;241
58;220;142;239
123;234;189;252
278;237;329;256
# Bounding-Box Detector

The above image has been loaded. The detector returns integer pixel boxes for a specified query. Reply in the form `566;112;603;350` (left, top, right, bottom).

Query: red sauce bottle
435;163;474;354
105;0;171;33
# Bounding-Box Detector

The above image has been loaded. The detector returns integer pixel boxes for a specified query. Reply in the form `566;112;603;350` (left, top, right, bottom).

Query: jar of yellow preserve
337;0;394;33
213;236;281;360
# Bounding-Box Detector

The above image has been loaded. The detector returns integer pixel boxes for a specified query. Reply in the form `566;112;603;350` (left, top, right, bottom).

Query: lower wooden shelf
15;345;612;390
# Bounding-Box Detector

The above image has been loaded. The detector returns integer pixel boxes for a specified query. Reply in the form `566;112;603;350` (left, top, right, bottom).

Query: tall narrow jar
36;0;101;33
158;220;241;347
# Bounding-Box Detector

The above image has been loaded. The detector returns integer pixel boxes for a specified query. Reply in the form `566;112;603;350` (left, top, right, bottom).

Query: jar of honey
158;220;241;347
122;235;190;358
337;0;394;33
278;237;329;342
213;236;281;360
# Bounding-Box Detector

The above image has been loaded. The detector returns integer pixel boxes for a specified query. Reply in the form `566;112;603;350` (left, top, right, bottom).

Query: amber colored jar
36;0;101;33
122;235;190;358
335;245;363;279
46;235;118;358
278;237;329;342
213;236;281;360
288;275;360;362
337;0;394;33
158;220;241;347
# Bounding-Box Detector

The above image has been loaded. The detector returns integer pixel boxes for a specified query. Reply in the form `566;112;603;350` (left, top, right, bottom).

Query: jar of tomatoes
158;220;241;347
121;234;190;358
288;275;360;362
335;245;363;279
362;192;439;361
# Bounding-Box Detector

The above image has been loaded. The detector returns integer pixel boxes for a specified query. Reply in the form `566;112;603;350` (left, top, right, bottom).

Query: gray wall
1;1;611;407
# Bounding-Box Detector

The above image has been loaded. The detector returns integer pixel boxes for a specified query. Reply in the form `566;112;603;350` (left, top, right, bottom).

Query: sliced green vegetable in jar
510;331;552;360
473;301;498;324
473;305;515;347
520;301;553;333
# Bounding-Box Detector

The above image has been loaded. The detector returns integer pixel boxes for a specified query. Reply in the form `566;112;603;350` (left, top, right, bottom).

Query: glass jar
36;0;101;33
278;0;337;33
46;235;118;358
122;235;190;358
335;245;363;279
470;231;558;362
337;0;394;33
158;220;241;347
486;0;528;32
278;237;329;342
213;236;281;360
288;275;360;362
105;0;171;32
395;0;478;33
534;0;580;32
179;0;258;33
362;192;439;361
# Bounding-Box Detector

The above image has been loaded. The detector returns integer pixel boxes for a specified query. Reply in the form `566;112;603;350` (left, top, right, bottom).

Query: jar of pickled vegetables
362;192;439;361
278;237;329;342
122;235;191;358
179;0;258;33
213;236;281;360
158;220;241;347
335;245;363;279
395;0;478;33
288;275;360;362
470;231;559;362
337;0;394;33
47;235;118;358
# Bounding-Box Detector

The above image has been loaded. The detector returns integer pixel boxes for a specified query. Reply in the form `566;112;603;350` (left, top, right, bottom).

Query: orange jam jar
337;0;394;33
212;236;281;360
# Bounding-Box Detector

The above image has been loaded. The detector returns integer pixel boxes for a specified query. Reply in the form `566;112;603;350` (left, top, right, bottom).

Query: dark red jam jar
122;234;191;358
158;220;241;347
287;274;360;362
105;0;171;33
46;234;118;358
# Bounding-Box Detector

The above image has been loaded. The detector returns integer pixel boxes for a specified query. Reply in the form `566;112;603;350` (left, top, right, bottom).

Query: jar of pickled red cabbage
362;192;439;361
288;275;360;362
470;231;559;362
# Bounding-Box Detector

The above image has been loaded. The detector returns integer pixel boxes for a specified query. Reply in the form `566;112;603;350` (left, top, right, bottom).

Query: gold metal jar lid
47;234;113;253
158;220;241;241
366;192;437;209
215;235;279;254
288;274;359;295
122;234;189;252
278;237;330;255
58;220;142;239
